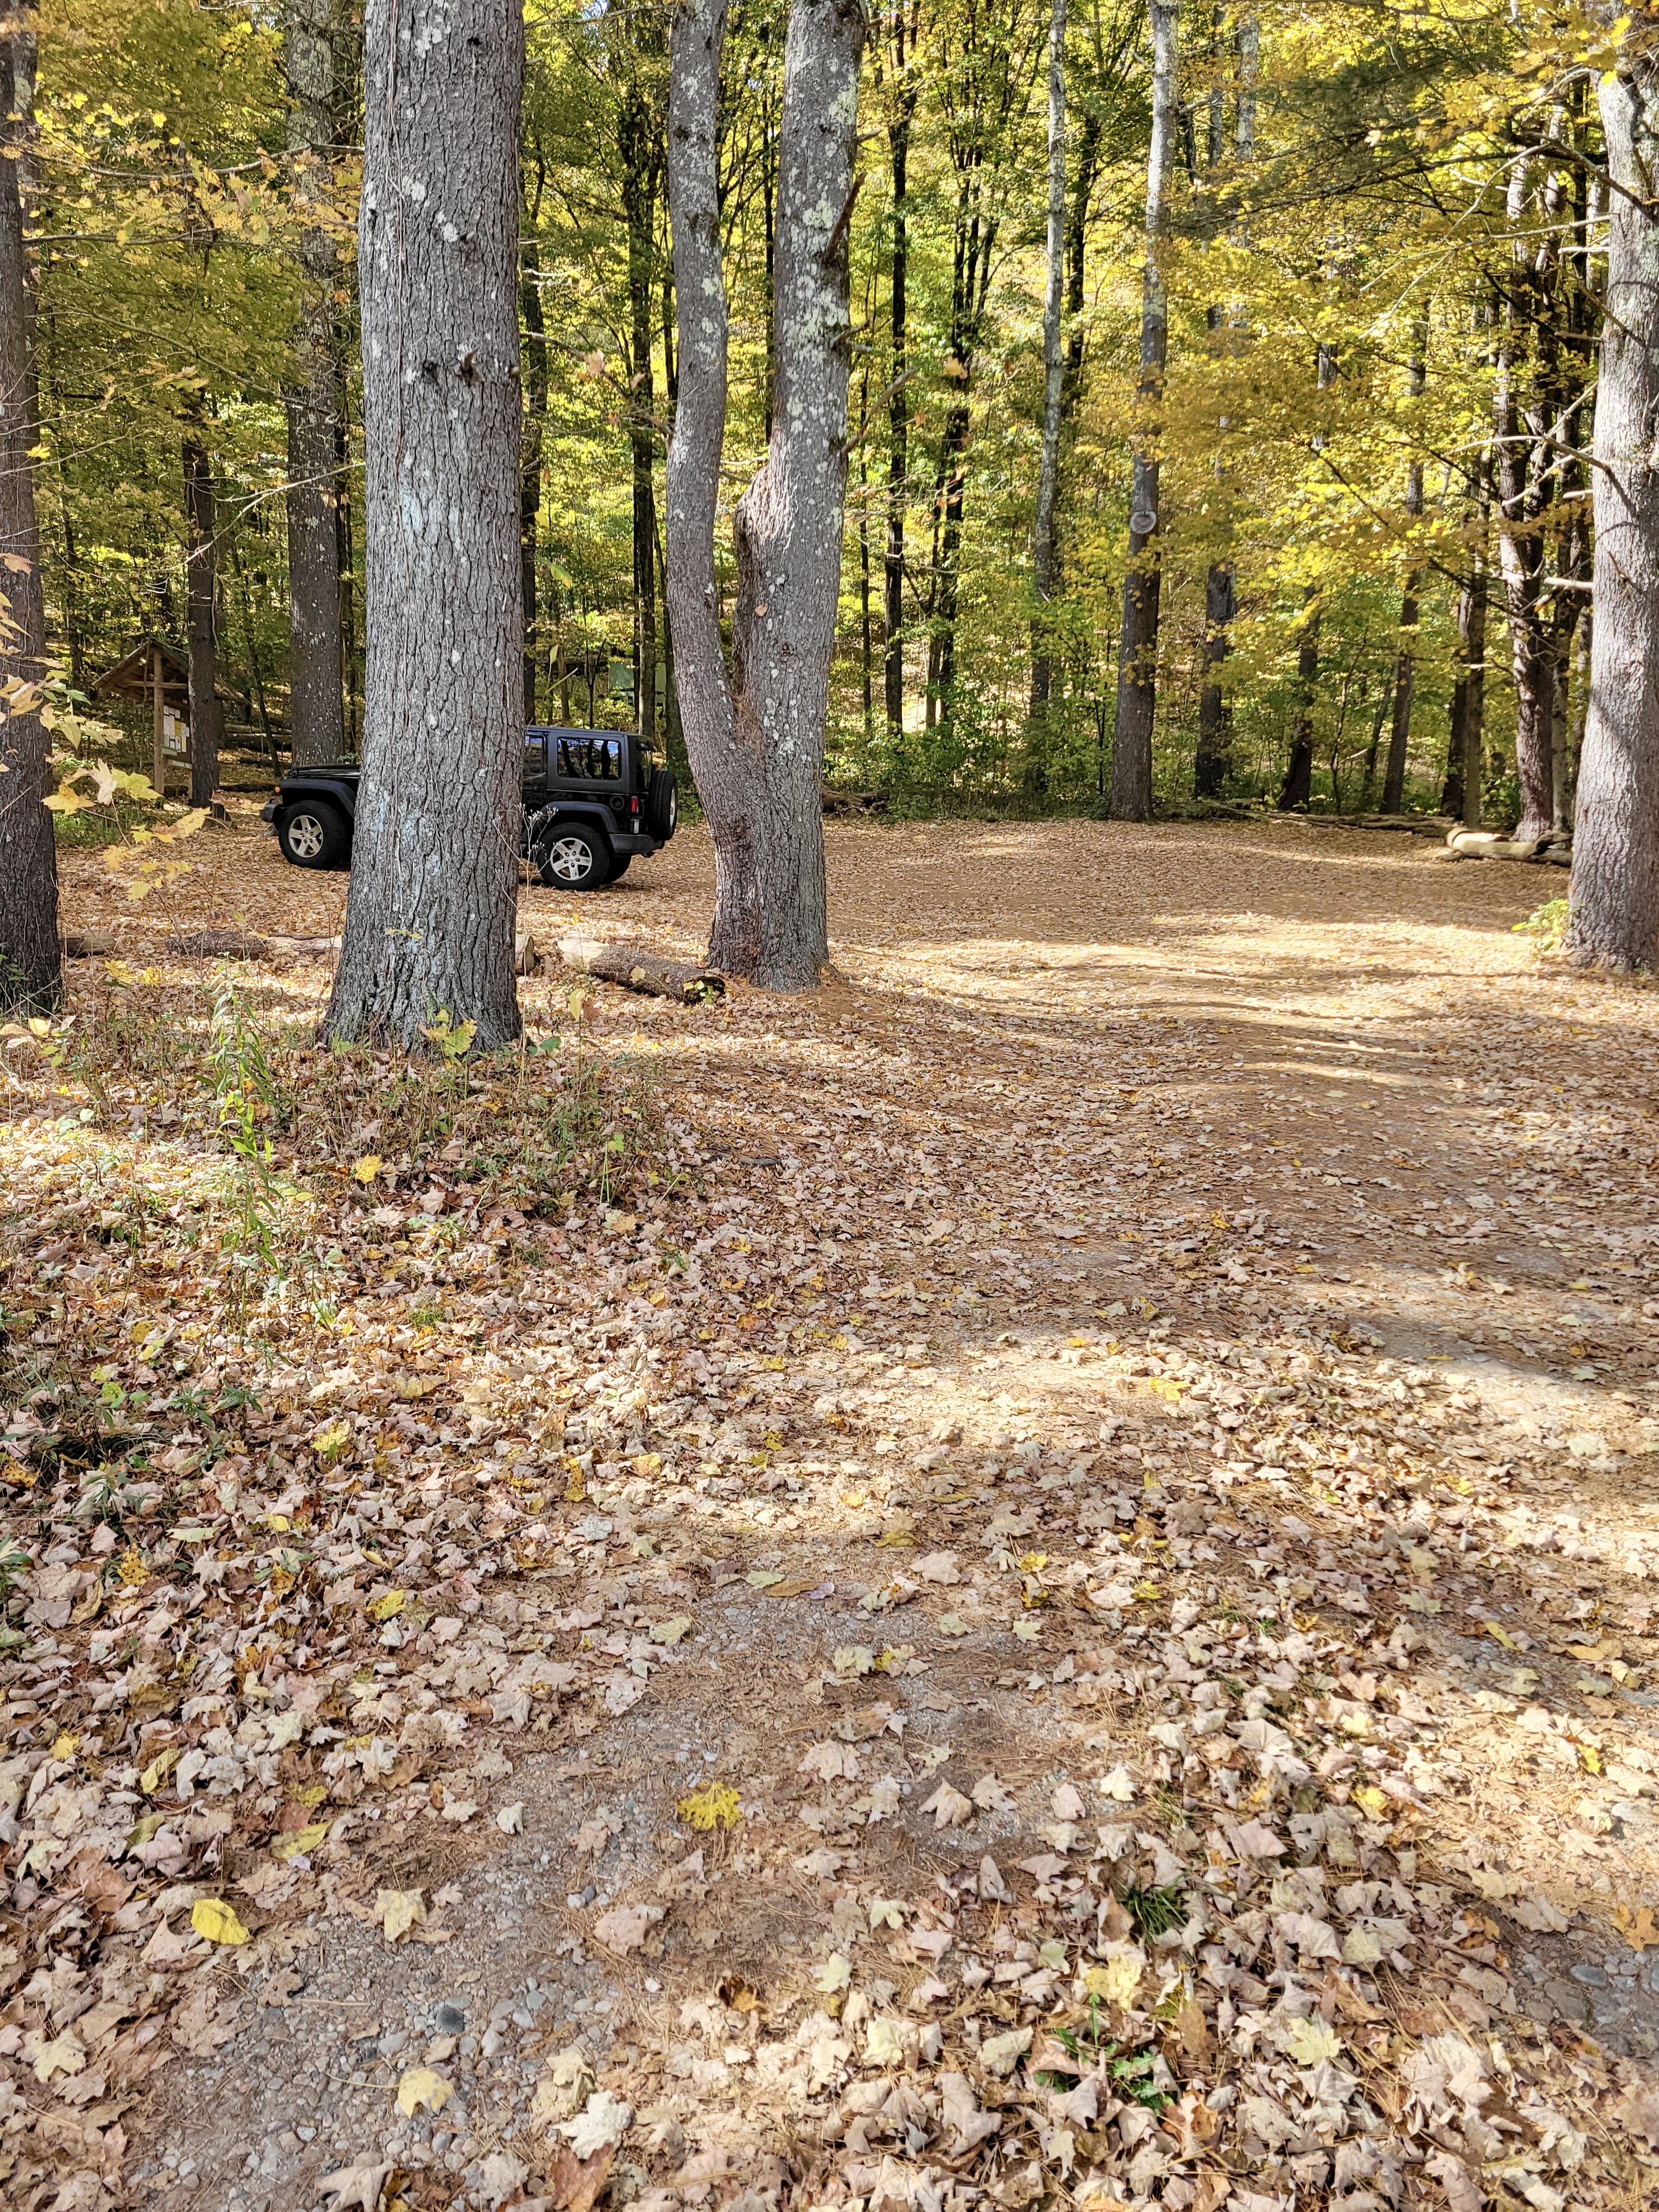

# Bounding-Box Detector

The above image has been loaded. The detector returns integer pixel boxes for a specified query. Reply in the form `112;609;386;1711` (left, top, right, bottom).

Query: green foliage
1515;897;1570;953
21;0;1594;820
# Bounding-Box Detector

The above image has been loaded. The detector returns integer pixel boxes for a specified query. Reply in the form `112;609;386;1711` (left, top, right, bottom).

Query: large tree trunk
284;0;347;766
0;10;57;1015
521;236;548;718
664;0;864;990
619;58;661;748
1568;19;1659;970
1108;0;1177;822
883;2;918;743
1442;450;1489;826
324;0;524;1048
182;417;222;810
1027;0;1066;741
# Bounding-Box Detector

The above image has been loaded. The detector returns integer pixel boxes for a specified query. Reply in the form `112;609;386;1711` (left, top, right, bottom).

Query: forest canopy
23;1;1606;823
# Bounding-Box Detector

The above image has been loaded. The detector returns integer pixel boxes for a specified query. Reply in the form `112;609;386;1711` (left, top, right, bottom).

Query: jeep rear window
554;735;622;780
524;730;547;770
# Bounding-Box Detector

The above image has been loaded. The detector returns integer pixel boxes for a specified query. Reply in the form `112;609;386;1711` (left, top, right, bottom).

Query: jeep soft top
263;726;678;892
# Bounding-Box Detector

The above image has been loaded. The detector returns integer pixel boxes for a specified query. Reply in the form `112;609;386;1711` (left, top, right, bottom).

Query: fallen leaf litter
1;816;1656;2212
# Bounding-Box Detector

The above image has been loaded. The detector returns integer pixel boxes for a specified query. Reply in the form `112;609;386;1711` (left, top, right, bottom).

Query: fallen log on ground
557;934;725;1001
1441;831;1570;865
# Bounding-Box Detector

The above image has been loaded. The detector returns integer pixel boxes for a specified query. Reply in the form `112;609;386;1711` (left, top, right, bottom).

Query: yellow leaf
271;1822;329;1862
1352;1784;1387;1819
1084;1951;1144;2008
352;1154;383;1184
139;1746;179;1795
1612;1904;1659;1952
396;2066;453;2117
191;1898;250;1946
677;1781;742;1831
1484;1623;1519;1651
116;1547;148;1585
368;1589;407;1622
49;1730;78;1763
375;1888;426;1942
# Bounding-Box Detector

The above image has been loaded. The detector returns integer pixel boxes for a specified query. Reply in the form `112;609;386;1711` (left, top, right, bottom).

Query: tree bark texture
883;1;918;742
521;236;548;717
182;419;222;809
1193;558;1233;798
1569;19;1659;970
284;0;347;766
0;12;57;1014
1380;338;1425;814
1027;0;1066;730
619;49;662;747
664;0;864;991
1278;337;1336;810
324;0;525;1048
1194;14;1253;802
1108;0;1177;822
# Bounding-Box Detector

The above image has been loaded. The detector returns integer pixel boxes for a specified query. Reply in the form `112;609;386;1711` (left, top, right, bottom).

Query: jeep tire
644;766;678;842
276;802;351;871
532;822;611;890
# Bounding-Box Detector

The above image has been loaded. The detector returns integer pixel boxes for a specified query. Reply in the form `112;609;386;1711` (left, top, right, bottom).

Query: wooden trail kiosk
89;638;225;797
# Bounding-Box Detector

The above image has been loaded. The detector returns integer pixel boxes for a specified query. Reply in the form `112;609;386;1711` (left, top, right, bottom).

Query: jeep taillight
630;794;640;815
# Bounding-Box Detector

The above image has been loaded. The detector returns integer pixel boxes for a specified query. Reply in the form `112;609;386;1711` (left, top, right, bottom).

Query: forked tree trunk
1108;0;1178;822
182;419;222;809
1027;0;1066;738
0;12;57;1014
324;0;524;1048
284;0;346;766
664;0;864;990
1568;19;1659;970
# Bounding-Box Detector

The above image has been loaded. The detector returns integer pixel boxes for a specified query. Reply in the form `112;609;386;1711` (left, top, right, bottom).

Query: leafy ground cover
2;817;1657;2212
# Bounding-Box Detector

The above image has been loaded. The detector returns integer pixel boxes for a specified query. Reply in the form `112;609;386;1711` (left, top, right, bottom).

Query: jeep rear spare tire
532;823;610;890
276;802;351;871
644;766;678;842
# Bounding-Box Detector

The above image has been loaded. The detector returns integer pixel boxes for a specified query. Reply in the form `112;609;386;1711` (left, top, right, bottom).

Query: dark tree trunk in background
1278;336;1336;810
284;0;347;766
325;0;524;1048
521;235;548;718
1569;16;1659;970
883;1;919;742
1027;0;1066;743
665;0;864;989
1194;560;1233;798
182;420;222;809
1443;451;1490;826
0;12;57;1014
1381;335;1426;814
1278;596;1320;810
1108;0;1177;822
1194;13;1254;801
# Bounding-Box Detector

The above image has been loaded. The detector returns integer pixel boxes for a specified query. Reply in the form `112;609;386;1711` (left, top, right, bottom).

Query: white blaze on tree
324;0;525;1049
664;0;865;991
1569;10;1659;972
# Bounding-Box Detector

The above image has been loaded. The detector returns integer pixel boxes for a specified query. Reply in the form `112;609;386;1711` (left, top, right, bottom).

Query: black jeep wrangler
263;727;678;892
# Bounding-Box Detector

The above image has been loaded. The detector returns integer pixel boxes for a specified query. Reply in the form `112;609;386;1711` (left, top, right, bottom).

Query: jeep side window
524;730;546;772
553;735;622;780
